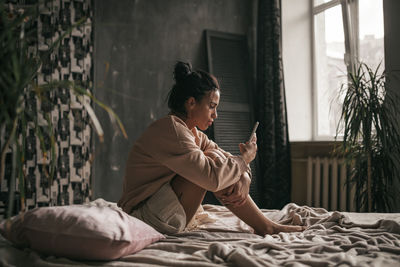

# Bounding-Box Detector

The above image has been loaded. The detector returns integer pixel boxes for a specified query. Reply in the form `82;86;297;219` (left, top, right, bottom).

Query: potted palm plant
0;1;126;218
334;62;400;212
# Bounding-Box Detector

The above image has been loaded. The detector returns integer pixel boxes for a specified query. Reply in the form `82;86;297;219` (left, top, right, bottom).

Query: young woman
118;61;305;235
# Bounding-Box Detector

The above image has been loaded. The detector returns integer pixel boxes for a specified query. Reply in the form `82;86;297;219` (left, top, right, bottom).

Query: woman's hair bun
173;61;192;83
167;61;219;115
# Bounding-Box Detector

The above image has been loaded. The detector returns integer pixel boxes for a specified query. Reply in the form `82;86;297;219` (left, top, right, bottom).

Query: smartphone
248;121;259;142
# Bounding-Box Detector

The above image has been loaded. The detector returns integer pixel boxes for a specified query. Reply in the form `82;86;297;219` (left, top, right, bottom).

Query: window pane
314;0;334;7
359;0;384;71
314;5;347;137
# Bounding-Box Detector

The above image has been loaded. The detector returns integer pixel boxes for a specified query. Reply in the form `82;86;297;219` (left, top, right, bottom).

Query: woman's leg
171;175;304;235
219;194;305;235
170;176;206;226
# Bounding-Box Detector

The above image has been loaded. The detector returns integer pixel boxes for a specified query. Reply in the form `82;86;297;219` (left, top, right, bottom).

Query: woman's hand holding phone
239;122;258;164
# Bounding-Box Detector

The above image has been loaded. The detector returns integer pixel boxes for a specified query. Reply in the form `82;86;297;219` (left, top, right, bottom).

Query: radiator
306;157;356;211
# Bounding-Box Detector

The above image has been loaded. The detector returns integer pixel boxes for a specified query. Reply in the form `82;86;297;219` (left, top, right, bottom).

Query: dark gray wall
383;0;400;212
93;0;254;202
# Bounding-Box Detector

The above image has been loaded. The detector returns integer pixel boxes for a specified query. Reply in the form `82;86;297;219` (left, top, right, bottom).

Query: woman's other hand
215;172;251;207
239;134;257;164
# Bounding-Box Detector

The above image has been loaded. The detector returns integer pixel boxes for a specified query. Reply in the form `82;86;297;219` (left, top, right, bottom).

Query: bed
1;201;399;267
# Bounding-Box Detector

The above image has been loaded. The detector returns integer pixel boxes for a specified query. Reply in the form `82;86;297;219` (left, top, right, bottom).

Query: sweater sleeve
145;117;247;192
198;130;253;180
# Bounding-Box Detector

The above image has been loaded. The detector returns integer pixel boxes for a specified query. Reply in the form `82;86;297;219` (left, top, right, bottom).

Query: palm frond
335;61;400;212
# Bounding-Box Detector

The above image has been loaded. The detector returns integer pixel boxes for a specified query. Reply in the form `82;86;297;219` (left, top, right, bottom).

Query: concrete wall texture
93;0;254;201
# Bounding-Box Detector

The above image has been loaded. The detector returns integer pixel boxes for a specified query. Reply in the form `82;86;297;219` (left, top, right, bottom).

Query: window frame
311;0;360;140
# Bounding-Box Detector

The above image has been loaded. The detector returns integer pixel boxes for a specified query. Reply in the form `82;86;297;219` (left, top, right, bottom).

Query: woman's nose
212;110;218;119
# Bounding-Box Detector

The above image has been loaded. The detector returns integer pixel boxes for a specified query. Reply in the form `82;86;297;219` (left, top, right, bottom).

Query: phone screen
248;121;259;142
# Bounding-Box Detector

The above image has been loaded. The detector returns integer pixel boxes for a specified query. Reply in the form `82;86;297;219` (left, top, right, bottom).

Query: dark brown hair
167;61;219;115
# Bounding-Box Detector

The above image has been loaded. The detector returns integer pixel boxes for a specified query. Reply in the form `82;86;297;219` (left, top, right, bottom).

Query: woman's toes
258;224;307;236
276;224;305;233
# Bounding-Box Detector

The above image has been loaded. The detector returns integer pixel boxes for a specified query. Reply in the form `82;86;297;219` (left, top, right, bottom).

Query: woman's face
186;90;220;130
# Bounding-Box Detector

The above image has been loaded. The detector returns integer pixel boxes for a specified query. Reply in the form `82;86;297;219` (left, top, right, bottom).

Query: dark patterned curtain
0;0;93;219
255;0;291;209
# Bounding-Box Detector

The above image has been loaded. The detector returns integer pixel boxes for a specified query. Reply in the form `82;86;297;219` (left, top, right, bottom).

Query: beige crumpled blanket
1;203;399;267
122;203;400;267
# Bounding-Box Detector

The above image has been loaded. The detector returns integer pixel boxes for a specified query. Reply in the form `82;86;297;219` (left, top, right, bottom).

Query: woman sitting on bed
118;61;305;235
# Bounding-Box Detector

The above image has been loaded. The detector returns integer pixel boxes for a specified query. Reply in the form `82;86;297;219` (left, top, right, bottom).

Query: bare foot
257;223;306;236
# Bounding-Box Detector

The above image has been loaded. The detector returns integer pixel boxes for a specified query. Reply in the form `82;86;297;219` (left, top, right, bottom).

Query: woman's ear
185;97;196;110
184;97;196;119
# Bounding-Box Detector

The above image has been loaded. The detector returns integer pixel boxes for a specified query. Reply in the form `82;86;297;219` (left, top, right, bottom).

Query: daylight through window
312;0;385;139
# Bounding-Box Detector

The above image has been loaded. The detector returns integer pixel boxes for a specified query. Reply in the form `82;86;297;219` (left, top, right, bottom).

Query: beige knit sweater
118;115;249;214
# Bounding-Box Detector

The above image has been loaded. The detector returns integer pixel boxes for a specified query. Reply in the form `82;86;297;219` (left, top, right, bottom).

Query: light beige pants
130;182;186;234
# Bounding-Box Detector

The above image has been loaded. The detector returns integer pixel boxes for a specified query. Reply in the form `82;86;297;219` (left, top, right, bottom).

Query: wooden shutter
205;30;259;204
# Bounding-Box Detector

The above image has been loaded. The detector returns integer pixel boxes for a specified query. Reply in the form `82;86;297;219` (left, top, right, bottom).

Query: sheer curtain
255;0;291;209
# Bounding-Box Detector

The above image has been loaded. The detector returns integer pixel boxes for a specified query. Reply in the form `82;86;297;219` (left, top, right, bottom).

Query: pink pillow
0;199;164;260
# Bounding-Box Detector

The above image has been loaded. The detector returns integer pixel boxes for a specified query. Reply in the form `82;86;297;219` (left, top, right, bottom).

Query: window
312;0;384;139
